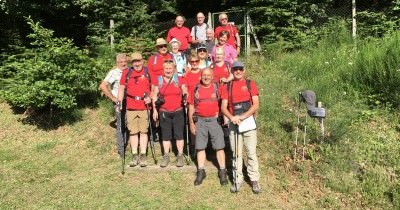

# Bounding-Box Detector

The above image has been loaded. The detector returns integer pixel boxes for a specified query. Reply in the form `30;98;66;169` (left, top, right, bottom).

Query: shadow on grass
14;92;100;130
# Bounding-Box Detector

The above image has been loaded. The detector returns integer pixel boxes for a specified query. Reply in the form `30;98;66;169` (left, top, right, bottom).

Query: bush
0;18;101;111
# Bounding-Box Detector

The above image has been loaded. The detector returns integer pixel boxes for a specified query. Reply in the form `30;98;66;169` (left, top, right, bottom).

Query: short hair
218;30;230;39
175;15;185;23
219;13;228;21
197;12;205;18
189;53;199;61
215;47;225;55
206;28;214;33
116;53;127;62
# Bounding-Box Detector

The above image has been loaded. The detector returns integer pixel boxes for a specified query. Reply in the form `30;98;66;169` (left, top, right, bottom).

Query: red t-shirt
120;68;151;110
157;76;184;112
183;70;202;97
215;24;239;48
166;26;192;51
221;79;259;112
147;53;173;84
212;62;230;83
189;84;221;117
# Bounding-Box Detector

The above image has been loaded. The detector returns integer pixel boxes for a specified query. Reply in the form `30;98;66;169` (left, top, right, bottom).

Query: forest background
1;0;400;209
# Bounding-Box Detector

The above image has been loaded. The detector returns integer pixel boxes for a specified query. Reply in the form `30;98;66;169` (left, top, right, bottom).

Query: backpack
211;61;231;73
152;53;174;65
227;79;252;104
157;74;180;91
125;67;150;84
194;82;219;106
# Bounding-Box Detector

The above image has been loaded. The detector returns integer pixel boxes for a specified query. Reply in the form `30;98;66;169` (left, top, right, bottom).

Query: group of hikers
99;12;261;194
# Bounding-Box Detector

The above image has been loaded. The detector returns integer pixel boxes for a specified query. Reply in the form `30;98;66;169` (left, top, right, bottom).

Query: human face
189;58;199;70
197;48;207;59
170;43;180;53
219;15;228;26
176;17;184;28
232;67;245;80
157;44;168;54
201;69;213;86
206;30;214;41
218;34;227;45
163;61;175;78
197;13;205;24
132;59;143;71
117;58;128;69
215;51;224;62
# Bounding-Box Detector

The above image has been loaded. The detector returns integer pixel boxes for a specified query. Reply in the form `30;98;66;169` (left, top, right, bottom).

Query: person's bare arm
100;81;118;103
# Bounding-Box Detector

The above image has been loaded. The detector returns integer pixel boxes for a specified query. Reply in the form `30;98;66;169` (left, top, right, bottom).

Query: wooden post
352;0;356;39
110;19;114;49
246;15;251;57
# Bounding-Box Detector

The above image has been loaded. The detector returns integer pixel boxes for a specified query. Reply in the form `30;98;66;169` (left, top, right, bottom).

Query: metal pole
352;0;356;39
110;19;114;49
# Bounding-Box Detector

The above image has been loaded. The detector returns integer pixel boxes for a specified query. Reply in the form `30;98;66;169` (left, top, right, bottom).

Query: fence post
207;12;212;28
352;0;356;38
246;15;251;57
110;19;114;49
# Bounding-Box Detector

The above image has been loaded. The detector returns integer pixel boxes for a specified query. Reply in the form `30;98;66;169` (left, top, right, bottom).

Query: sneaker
139;154;147;167
129;154;139;167
251;181;261;194
218;169;228;185
159;154;170;168
176;155;185;167
194;169;206;186
230;182;242;193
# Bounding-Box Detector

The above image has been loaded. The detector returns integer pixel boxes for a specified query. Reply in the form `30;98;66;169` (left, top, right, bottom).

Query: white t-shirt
191;23;208;43
103;67;123;97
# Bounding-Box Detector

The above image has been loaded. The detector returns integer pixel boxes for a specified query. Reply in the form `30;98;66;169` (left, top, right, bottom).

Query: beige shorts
126;110;149;134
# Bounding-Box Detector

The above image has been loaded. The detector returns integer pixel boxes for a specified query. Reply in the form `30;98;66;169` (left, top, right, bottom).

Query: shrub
0;18;101;110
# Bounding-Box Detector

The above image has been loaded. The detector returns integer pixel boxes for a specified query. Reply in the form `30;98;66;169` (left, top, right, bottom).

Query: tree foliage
0;18;101;110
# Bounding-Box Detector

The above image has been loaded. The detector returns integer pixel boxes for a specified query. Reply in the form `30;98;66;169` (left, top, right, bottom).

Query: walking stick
144;93;157;164
183;95;191;165
233;125;239;192
116;102;126;175
294;92;301;160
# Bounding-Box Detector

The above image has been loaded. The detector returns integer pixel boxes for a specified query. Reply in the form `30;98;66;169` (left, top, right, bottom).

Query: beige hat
130;52;142;61
155;38;168;46
169;38;181;46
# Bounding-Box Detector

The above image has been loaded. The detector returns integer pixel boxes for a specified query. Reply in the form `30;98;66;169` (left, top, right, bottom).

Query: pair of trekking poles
118;94;192;175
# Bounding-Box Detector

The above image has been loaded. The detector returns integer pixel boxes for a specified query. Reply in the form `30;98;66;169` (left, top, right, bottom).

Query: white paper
238;115;257;133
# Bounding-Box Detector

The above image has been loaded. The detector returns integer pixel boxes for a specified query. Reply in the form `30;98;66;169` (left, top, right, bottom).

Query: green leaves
0;19;101;110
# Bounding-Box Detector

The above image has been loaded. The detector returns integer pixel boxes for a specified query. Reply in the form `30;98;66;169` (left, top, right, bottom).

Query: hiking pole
294;92;301;160
183;94;191;165
117;102;126;175
234;125;239;192
144;93;157;164
302;110;308;160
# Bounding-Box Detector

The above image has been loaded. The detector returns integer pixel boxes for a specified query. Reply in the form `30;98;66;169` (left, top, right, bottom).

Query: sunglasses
232;67;244;71
157;45;167;48
197;48;207;53
190;60;200;63
131;59;142;62
164;59;174;63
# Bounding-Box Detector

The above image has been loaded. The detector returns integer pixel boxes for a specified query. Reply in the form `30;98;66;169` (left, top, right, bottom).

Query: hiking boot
139;154;147;167
218;169;228;185
129;154;139;167
159;154;170;168
230;182;242;193
194;169;206;186
251;181;261;194
176;155;185;167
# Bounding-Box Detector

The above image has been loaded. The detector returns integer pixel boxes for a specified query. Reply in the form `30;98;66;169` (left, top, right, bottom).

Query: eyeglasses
197;48;207;53
190;60;200;63
164;59;174;63
232;67;244;72
157;45;167;49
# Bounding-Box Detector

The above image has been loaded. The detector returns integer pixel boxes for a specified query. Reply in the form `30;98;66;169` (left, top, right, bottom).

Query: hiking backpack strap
194;82;219;106
225;61;231;72
153;53;158;65
125;67;134;84
246;79;252;103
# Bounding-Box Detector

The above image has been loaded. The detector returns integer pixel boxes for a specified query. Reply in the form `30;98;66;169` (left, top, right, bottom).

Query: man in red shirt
117;52;152;167
166;16;192;52
188;68;228;186
221;61;261;194
214;13;241;54
147;38;174;84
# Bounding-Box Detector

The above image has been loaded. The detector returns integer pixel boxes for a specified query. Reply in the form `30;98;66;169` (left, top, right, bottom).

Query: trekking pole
183;94;191;165
144;93;157;164
302;111;308;160
117;102;126;175
234;125;239;192
294;92;301;160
